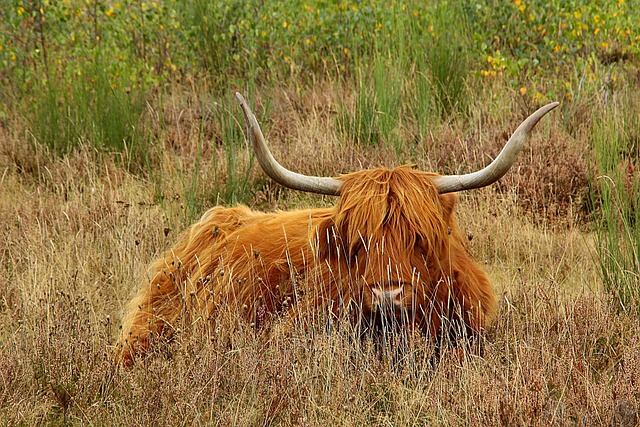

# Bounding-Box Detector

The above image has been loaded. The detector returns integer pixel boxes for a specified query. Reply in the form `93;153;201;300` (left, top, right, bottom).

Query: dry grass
1;89;638;426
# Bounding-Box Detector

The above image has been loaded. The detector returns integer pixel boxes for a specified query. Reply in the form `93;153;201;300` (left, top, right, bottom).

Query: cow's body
114;95;557;365
116;167;495;364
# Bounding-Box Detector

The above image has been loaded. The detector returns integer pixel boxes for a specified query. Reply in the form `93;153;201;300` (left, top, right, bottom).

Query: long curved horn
432;102;559;194
236;92;342;196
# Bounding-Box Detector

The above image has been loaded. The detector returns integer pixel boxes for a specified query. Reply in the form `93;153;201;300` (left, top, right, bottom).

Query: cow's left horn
236;92;342;196
432;102;559;194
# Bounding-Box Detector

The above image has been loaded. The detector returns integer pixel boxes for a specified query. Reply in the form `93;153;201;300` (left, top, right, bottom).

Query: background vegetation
1;0;639;425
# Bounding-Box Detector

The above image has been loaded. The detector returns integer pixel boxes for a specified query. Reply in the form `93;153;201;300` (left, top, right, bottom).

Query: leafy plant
468;0;639;100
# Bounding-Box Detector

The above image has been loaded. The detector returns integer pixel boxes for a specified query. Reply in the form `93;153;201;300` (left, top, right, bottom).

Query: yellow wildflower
519;87;527;96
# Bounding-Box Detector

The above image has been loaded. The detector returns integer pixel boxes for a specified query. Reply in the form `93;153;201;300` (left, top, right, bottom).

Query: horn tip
544;101;560;112
235;92;245;105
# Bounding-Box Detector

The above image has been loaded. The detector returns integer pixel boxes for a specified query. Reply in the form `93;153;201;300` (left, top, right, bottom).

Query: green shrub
467;0;639;100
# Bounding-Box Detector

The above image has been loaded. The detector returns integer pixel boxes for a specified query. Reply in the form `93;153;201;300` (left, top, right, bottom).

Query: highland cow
114;93;558;365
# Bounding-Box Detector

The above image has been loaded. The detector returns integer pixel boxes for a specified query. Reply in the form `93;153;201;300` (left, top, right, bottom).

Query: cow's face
316;167;459;324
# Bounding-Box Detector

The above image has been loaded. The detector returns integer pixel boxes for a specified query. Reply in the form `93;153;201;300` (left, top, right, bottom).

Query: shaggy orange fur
115;166;496;364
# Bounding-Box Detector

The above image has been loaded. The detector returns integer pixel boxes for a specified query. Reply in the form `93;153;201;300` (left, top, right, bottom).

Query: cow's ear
315;217;337;261
438;192;458;221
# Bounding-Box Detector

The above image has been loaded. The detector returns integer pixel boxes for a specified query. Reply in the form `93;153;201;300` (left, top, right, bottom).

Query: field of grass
2;0;640;425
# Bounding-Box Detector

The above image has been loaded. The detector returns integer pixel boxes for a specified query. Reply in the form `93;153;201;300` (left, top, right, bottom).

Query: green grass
29;59;147;169
425;1;472;118
336;67;383;146
591;89;640;311
214;92;258;207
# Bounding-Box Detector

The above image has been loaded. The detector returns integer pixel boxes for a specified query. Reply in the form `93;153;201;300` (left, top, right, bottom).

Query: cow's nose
371;286;404;304
370;282;409;312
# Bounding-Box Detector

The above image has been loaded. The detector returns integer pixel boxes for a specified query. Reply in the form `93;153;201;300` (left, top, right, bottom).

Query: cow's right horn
236;92;342;196
432;102;559;194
